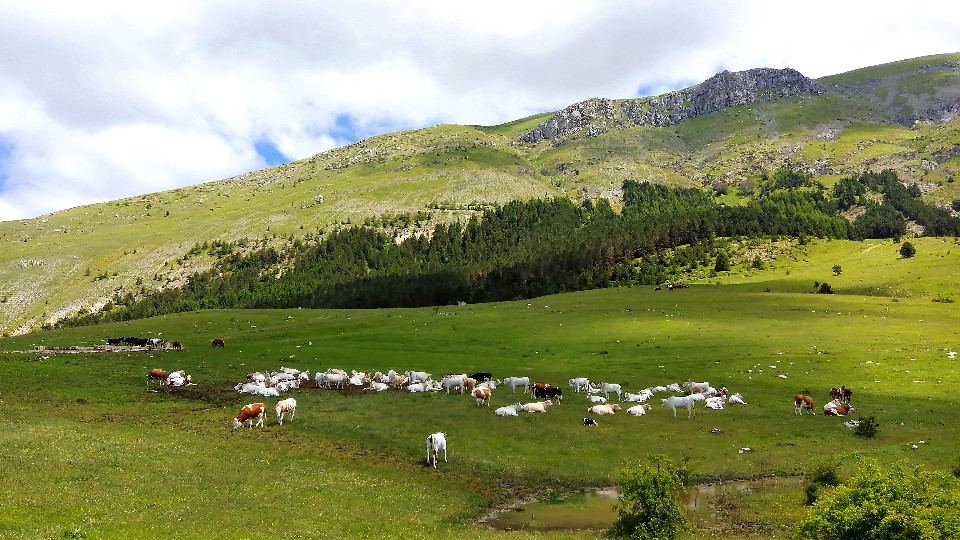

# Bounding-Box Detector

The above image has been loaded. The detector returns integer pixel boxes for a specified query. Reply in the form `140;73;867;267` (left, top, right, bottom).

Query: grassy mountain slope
2;53;960;335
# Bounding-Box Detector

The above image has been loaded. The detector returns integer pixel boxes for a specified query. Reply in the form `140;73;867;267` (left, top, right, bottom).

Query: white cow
593;383;623;401
502;376;530;393
425;432;447;468
365;382;390;392
626;404;652;416
406;382;428;393
588;395;607;404
568;378;591;393
704;396;725;410
587;404;622;415
495;403;523;417
275;398;297;425
623;390;653;403
521;401;553;413
441;374;468;394
728;392;748;405
662;395;696;418
406;371;431;384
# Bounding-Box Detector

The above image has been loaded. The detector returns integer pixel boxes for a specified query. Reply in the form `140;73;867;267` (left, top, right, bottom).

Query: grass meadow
1;237;959;539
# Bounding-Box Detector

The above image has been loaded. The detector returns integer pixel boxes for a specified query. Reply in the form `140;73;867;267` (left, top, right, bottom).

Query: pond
479;476;805;532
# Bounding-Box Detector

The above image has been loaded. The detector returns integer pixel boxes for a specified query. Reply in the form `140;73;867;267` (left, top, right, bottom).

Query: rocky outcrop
520;67;821;143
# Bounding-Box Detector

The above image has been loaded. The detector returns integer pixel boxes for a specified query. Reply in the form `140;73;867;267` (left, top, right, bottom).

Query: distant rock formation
520;67;821;143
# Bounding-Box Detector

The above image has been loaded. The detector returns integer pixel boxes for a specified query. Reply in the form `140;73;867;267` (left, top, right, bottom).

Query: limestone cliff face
521;67;821;143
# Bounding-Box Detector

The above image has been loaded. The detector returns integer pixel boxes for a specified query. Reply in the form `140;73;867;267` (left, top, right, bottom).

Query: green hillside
2;53;960;336
1;238;959;538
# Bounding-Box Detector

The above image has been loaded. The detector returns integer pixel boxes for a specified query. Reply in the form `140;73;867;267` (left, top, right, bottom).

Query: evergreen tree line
56;170;960;328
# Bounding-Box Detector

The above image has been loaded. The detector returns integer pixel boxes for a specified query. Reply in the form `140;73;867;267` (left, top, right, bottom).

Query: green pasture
1;238;960;538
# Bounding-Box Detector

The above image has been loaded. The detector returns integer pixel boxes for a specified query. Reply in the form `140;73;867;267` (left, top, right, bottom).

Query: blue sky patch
330;114;362;142
0;139;13;191
254;139;288;166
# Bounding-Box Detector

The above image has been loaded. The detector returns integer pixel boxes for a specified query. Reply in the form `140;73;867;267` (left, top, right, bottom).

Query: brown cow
211;338;225;348
794;394;815;415
824;403;854;416
146;368;168;386
171;341;183;351
233;403;266;429
839;385;852;404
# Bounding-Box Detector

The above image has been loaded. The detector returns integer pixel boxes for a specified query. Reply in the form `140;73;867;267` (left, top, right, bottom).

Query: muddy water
481;477;803;531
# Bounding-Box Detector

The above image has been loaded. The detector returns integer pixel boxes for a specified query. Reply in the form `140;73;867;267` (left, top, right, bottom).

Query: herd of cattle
144;354;856;467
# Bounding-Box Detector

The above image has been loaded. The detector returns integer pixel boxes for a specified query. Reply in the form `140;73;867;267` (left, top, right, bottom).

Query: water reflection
481;477;803;531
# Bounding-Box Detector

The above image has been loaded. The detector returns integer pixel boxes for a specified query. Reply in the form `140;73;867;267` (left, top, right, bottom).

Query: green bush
608;455;689;540
900;241;916;258
797;459;960;539
854;416;879;438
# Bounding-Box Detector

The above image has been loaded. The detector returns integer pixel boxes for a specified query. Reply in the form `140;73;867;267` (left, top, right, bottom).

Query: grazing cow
582;417;599;426
502;376;530;393
626;404;652;416
521;401;553;413
473;387;492;407
233;403;266;429
534;385;563;404
469;372;492;383
171;341;183;351
661;395;696;418
587;404;622;415
275;398;297;425
839;385;852;404
107;337;122;346
211;338;225;348
568;378;591;393
495;403;523;417
146;368;168;386
794;394;816;415
425;432;447;468
829;387;842;401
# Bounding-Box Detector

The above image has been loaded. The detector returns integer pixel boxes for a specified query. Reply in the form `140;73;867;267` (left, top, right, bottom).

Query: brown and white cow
146;368;168;386
473;387;491;407
794;394;815;415
233;402;266;429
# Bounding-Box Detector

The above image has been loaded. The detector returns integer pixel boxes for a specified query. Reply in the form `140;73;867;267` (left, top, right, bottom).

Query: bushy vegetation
55;169;960;328
608;456;689;540
797;459;960;539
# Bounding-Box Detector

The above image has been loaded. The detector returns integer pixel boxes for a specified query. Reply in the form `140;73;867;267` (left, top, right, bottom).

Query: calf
233;403;266;429
275;398;297;425
582;417;599;426
661;395;696;418
794;394;816;415
425;432;447;468
728;393;748;405
473;387;492;407
146;368;168;386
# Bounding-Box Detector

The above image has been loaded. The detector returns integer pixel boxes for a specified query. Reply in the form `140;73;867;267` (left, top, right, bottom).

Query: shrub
854;416;879;438
607;455;689;540
797;459;960;539
714;252;730;272
817;282;834;294
832;264;842;275
900;241;916;258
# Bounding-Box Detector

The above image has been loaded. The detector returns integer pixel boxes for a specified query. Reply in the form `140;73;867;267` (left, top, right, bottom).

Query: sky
2;1;959;221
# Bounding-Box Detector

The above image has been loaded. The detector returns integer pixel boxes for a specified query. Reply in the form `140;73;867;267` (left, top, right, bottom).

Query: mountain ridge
2;52;960;336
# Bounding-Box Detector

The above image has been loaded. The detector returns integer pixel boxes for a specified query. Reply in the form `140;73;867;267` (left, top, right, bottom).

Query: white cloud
1;0;960;220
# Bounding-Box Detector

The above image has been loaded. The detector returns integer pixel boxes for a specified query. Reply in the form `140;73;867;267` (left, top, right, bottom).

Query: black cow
534;385;563;403
469;372;492;383
582;418;598;426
